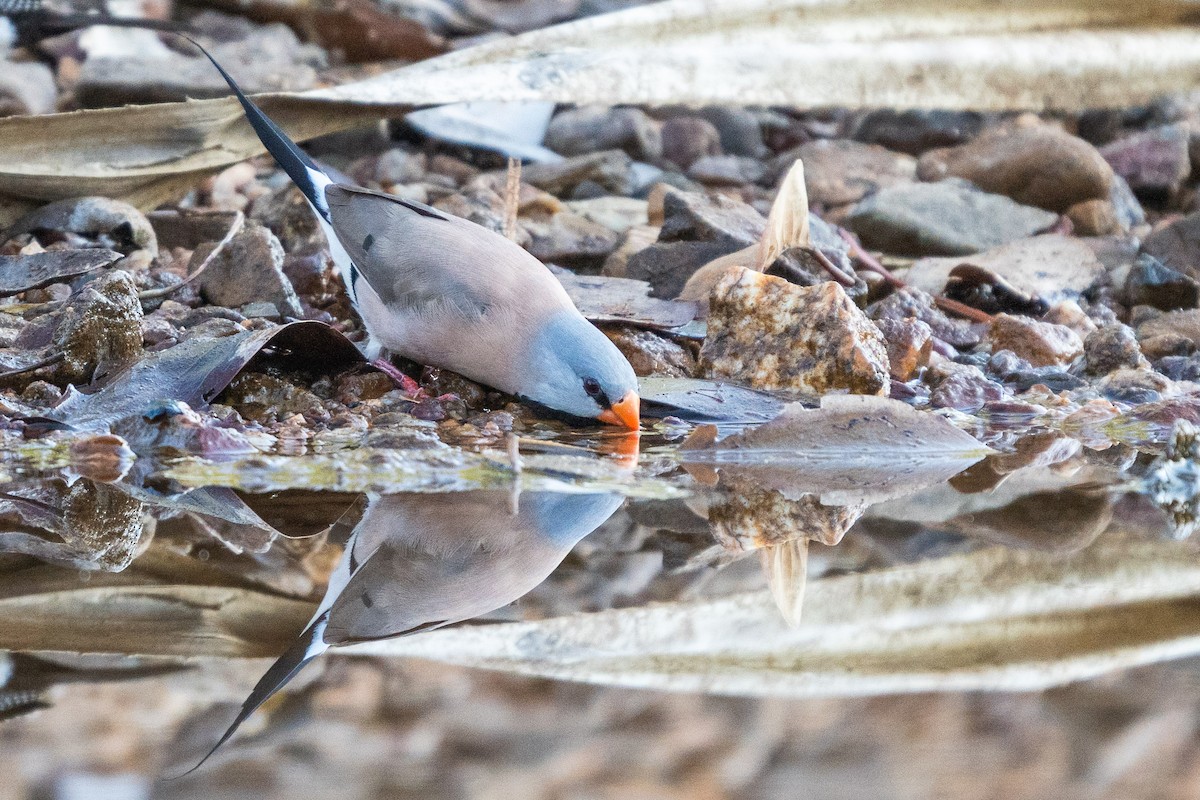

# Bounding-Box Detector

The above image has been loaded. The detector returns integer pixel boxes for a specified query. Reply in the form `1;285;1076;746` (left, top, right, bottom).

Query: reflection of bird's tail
173;613;330;777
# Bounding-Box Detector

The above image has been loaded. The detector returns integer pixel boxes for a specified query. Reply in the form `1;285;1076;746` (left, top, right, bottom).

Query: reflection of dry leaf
353;536;1200;697
761;538;808;628
682;395;992;504
0;571;313;657
6;0;1200;223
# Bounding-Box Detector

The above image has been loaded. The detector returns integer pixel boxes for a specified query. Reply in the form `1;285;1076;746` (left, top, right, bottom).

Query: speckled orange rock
700;268;889;395
873;317;933;381
987;313;1084;367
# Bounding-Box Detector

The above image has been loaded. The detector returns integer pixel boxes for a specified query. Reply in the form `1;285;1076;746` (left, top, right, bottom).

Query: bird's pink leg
371;358;422;395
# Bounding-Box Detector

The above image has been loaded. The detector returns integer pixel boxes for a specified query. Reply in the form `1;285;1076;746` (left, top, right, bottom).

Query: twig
505;432;523;516
0;351;63;381
809;248;858;287
505;432;523;473
931;295;997;324
502;157;522;242
838;229;904;287
0;300;64;316
839;230;995;324
138;210;245;301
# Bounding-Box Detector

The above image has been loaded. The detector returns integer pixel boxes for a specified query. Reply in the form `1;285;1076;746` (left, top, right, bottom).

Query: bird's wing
324;183;560;319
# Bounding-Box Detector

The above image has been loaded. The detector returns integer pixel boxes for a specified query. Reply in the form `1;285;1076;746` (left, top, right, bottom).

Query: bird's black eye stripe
362;234;375;252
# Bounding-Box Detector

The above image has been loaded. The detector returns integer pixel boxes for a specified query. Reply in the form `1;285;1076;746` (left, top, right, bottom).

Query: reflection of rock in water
708;481;865;551
62;480;147;570
1144;420;1200;539
707;480;865;627
0;479;147;571
939;487;1115;554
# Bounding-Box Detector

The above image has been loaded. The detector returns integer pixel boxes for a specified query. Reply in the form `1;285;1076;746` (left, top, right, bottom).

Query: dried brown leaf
5;0;1200;223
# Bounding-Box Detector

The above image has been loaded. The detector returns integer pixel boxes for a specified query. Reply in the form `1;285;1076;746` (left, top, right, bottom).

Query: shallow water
1;411;1198;799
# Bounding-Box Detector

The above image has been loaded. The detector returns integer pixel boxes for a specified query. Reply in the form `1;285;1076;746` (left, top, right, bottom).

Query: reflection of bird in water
186;490;622;772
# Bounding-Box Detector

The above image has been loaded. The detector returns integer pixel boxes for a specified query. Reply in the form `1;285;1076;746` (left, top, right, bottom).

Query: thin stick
502;157;521;242
809;248;857;287
932;295;997;324
839;230;995;324
0;351;63;381
138;211;245;301
838;229;904;287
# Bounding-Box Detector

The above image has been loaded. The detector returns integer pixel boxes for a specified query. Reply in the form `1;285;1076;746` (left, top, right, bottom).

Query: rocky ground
5;6;1200;447
5;2;1200;799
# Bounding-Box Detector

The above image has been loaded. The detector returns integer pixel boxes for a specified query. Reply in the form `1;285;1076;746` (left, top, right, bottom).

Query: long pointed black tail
171;613;328;778
179;34;334;223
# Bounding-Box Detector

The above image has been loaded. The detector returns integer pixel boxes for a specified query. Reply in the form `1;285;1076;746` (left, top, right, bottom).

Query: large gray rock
198;220;304;318
520;150;634;196
657;188;765;246
76;25;323;107
1141;210;1200;283
627;188;767;297
545;106;662;162
626;240;737;298
701;269;889;395
853;109;984;155
1100;124;1191;197
660;116;723;169
0;61;56;117
53;270;144;384
771;139;916;207
846;179;1057;257
916;124;1114;212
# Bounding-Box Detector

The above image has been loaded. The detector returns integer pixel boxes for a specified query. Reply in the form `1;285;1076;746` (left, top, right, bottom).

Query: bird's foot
371;359;422;396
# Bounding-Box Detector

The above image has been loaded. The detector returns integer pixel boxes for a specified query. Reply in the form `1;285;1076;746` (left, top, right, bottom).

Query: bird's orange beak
597;391;640;430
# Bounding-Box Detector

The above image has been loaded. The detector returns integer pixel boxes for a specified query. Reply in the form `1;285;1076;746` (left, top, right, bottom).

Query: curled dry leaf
758;160;811;269
638;376;786;423
0;250;122;297
5;0;1200;222
349;536;1200;697
678;158;813;309
904;234;1105;305
50;320;365;431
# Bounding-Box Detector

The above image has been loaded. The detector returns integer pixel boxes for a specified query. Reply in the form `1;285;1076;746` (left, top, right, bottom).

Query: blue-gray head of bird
520;310;640;430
